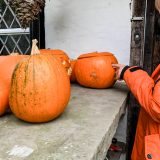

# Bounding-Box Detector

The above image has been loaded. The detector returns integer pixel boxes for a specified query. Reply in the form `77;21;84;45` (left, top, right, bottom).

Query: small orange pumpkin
9;40;71;123
70;59;77;83
40;49;72;76
74;52;118;88
0;54;28;116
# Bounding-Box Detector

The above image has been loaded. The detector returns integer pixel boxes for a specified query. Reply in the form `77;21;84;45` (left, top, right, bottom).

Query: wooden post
143;0;155;74
153;11;160;69
126;0;155;159
130;0;146;67
126;1;145;159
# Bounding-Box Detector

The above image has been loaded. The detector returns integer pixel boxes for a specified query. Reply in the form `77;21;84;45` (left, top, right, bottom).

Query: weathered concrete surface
0;82;128;160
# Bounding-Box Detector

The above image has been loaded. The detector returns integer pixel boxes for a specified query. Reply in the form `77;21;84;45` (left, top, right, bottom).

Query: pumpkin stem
31;39;40;55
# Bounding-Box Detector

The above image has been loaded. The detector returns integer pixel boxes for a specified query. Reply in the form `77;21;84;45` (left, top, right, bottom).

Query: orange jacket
121;64;160;160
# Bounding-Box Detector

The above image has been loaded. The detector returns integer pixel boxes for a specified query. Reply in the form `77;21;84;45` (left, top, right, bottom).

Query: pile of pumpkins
0;39;118;123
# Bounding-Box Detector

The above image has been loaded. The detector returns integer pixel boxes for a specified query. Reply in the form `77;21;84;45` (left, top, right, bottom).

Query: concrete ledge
0;82;128;160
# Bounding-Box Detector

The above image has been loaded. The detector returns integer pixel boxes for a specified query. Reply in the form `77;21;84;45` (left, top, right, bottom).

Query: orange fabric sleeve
122;66;160;123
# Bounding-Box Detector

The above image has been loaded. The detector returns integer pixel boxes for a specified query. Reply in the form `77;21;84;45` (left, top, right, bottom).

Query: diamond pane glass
0;34;31;55
13;46;20;53
5;36;15;53
18;35;30;54
3;7;14;28
1;34;7;42
0;0;31;55
0;47;9;55
11;19;20;28
12;35;20;42
1;21;7;29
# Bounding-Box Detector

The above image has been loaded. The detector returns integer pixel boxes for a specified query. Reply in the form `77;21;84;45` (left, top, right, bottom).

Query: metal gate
0;0;30;55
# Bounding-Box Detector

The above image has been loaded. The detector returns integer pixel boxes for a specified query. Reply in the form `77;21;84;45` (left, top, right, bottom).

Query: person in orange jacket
112;63;160;160
111;1;160;159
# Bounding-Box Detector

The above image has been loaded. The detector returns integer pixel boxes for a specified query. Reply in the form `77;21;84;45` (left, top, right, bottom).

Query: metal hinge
131;17;144;22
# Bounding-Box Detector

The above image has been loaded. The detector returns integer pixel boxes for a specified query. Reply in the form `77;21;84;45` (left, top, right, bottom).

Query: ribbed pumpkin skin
99;52;118;64
9;54;70;123
70;59;77;83
75;52;118;88
40;49;72;76
0;55;27;116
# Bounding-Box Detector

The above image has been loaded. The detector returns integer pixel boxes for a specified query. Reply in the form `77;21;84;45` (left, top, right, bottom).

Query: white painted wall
45;0;131;64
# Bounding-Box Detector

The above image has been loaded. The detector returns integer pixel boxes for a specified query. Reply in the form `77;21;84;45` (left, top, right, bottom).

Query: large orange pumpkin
74;52;118;88
9;40;70;123
70;59;77;83
0;54;27;116
40;49;72;76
